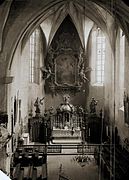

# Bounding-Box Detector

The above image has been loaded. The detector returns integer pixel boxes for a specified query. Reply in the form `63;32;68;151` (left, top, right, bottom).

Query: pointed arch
48;13;84;48
21;25;47;54
48;2;94;49
3;0;121;73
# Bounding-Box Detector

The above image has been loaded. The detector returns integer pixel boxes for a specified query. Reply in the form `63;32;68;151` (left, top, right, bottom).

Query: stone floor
47;134;107;180
31;131;107;180
47;154;99;180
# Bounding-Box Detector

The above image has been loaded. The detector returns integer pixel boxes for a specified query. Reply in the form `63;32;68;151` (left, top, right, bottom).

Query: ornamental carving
42;19;91;95
42;46;91;95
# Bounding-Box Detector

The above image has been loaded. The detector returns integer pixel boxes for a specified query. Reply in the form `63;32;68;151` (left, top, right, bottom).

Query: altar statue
59;94;74;112
90;97;97;113
34;97;45;116
64;94;70;104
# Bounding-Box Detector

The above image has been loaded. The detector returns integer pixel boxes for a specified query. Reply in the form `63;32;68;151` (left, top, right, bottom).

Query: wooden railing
16;144;62;154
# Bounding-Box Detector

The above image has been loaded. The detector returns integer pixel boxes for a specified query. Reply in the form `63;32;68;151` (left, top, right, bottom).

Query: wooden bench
13;163;21;180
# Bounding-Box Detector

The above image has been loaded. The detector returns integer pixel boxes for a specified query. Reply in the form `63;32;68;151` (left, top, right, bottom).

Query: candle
89;128;90;136
106;126;108;136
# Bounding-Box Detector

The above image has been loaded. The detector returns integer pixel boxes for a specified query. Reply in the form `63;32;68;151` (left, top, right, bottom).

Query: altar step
52;129;82;144
52;138;82;144
52;129;81;137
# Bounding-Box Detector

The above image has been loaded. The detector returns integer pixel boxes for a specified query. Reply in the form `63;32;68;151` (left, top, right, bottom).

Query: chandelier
73;154;94;167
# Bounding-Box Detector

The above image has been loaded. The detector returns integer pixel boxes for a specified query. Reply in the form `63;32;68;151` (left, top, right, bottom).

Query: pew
11;147;48;179
32;168;37;180
18;168;24;180
27;165;33;180
32;150;39;166
13;151;20;166
41;163;47;179
13;163;21;180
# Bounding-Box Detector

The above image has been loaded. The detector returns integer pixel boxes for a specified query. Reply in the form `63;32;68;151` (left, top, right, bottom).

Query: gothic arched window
29;28;41;84
95;28;105;84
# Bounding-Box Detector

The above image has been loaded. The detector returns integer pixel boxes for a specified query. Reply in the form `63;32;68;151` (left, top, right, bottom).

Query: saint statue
90;97;97;113
63;94;70;105
34;97;45;115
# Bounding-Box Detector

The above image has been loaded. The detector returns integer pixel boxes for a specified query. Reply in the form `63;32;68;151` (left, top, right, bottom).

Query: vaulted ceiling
0;0;129;76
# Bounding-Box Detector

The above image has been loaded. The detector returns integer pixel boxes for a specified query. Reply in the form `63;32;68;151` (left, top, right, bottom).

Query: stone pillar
0;77;14;113
0;146;7;172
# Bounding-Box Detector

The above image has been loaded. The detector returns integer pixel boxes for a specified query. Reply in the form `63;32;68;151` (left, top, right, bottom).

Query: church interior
0;0;129;179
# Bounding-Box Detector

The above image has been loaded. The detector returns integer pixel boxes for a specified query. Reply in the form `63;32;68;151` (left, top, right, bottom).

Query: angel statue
78;48;92;83
79;63;92;83
34;97;45;116
40;66;53;80
78;48;84;67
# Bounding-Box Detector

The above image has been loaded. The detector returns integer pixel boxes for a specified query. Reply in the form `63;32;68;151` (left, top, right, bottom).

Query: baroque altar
52;94;83;130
